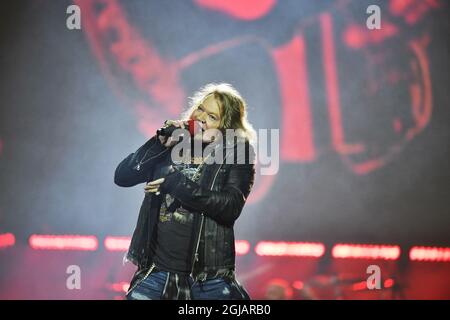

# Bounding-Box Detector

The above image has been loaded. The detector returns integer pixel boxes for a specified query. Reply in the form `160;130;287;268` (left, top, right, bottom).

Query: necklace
190;153;211;182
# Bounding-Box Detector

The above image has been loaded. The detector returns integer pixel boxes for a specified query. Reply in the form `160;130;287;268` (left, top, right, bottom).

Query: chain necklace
188;153;211;182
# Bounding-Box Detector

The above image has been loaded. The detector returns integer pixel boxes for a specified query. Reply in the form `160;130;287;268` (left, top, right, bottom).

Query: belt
193;268;235;282
151;262;234;281
146;262;235;284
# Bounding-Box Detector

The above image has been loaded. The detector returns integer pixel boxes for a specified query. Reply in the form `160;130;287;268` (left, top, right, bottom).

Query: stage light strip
104;236;131;251
235;240;250;256
255;241;325;257
409;246;450;262
351;278;394;291
0;233;15;249
18;235;450;262
332;244;401;260
29;234;98;251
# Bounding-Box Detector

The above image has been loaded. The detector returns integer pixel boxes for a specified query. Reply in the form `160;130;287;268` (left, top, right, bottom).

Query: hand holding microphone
157;119;187;147
157;119;201;147
148;119;204;196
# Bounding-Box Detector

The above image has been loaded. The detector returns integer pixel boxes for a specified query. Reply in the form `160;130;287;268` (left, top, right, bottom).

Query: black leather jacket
114;134;255;280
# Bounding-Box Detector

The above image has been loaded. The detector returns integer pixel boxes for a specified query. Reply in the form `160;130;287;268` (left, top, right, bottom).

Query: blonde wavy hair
181;83;257;144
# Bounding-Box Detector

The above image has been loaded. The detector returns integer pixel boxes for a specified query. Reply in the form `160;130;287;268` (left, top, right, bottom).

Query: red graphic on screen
75;0;439;203
194;0;276;20
272;35;315;162
390;0;441;24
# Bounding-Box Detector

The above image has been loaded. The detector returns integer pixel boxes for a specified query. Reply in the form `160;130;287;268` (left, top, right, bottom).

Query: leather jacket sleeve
114;135;169;187
161;163;255;227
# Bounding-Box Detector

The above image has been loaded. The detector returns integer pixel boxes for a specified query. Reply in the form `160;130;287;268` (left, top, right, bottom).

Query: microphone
156;119;197;138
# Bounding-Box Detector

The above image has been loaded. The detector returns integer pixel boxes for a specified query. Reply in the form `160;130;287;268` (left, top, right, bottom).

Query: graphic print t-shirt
151;144;208;273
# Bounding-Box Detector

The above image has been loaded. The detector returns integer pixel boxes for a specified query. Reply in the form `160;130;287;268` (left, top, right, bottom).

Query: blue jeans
126;270;247;300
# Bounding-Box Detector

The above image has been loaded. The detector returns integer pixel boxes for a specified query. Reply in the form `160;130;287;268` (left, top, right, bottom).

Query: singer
114;83;257;300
